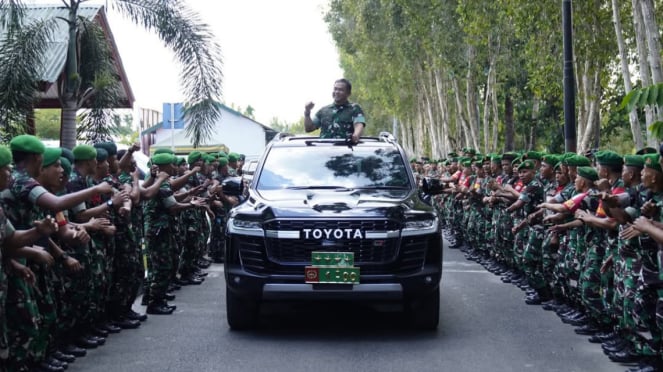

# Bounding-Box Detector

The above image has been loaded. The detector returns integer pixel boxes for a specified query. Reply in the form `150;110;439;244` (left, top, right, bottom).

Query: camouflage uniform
144;181;177;305
0;202;15;365
312;102;366;139
2;169;51;370
520;178;546;292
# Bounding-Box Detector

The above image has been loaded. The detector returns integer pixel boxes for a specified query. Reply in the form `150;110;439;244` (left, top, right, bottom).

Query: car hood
234;188;433;220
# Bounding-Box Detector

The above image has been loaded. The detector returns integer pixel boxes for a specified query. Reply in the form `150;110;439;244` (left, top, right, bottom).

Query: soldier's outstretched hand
34;215;58;236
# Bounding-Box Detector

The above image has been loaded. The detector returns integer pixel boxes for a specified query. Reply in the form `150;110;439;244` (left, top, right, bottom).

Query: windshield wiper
353;186;410;190
286;186;353;191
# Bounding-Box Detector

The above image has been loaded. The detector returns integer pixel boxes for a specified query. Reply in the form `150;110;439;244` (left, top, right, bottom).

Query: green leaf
647;121;663;141
638;86;651;107
649;84;660;106
621;89;641;112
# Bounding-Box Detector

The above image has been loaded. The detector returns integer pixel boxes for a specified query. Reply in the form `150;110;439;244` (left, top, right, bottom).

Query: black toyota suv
224;132;442;330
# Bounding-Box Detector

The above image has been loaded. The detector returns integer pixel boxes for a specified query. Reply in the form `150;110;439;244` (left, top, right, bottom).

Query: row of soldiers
420;146;663;372
0;134;244;372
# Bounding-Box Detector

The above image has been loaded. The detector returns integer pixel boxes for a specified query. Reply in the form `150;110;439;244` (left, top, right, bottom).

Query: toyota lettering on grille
301;228;365;240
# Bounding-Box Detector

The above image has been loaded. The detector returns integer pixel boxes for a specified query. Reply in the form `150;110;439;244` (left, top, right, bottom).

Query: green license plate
311;251;354;267
305;266;360;284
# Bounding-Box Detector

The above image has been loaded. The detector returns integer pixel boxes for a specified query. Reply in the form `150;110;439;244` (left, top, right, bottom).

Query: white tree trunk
60;100;78;149
452;77;472;149
465;46;480;151
613;0;644;149
433;69;450;157
579;70;601;152
633;0;656;146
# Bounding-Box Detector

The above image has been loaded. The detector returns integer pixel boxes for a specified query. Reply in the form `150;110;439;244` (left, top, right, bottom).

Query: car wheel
226;287;259;330
406;287;440;330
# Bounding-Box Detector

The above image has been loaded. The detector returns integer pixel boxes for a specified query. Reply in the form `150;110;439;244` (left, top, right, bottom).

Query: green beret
60;148;75;164
518;160;536;171
218;157;229;167
10;134;45;154
636;147;657;155
577;166;599;182
96;148;109;161
525;151;542;160
491;155;502;163
177;157;186;165
60;157;72;177
102;142;117;156
154;148;175;155
228;152;240;162
73;145;97;161
464;148;477;156
564;155;591;167
511;157;522;167
502;152;518;162
542;154;559;167
42;147;62;168
644;154;663;172
410;157;417;162
447;152;458;158
188;151;203;164
152;153;174;166
204;154;215;164
460;160;471;168
595;150;623;166
0;146;12;168
624;155;644;168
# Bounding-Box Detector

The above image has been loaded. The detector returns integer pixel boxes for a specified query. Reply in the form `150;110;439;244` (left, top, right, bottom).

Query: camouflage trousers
146;228;175;304
209;212;226;260
579;244;611;326
179;227;201;277
67;243;93;330
88;238;109;324
553;234;571;300
5;271;41;371
512;218;526;269
523;225;546;291
112;225;143;314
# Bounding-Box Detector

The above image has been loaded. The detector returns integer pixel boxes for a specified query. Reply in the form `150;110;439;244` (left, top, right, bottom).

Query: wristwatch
106;200;113;208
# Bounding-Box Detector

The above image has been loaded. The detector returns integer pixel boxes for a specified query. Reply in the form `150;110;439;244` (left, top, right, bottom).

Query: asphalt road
70;244;626;372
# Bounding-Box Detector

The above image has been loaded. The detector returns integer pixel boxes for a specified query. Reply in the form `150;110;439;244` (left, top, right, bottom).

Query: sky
29;0;344;126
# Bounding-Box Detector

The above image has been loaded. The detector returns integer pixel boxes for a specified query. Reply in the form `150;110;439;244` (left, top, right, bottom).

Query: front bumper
225;264;441;302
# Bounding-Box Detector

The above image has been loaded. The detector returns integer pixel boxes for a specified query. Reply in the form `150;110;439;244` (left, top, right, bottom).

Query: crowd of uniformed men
416;146;663;372
0;134;245;371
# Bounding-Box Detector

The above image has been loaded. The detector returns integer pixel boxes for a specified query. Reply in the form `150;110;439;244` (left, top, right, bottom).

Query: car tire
406;287;440;330
226;287;259;330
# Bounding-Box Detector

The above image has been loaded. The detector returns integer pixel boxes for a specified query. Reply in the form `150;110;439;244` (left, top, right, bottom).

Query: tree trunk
579;70;601;152
613;0;644;149
529;99;539;150
25;109;36;135
491;70;499;152
504;94;514;151
433;69;450;157
482;62;493;154
465;45;480;151
60;101;78;149
452;77;472;149
633;0;656;145
640;0;663;84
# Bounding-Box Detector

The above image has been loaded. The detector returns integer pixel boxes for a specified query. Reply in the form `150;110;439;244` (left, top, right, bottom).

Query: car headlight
231;218;263;229
402;217;438;236
404;219;436;229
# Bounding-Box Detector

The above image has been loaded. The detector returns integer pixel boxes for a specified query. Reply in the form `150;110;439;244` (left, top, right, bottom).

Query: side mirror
421;177;444;195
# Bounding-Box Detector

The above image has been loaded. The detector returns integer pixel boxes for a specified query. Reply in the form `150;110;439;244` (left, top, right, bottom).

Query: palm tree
0;0;223;148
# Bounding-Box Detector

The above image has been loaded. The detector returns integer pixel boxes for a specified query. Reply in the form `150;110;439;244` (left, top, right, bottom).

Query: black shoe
38;361;65;372
89;326;109;337
608;349;640;363
165;293;176;301
63;345;86;357
113;317;141;329
47;356;67;370
87;335;105;345
125;309;148;322
146;304;175;315
53;351;76;363
181;276;203;285
602;339;628;354
168;283;181;292
99;322;121;334
588;331;615;344
525;294;544;305
74;337;98;349
566;315;589;327
574;323;601;335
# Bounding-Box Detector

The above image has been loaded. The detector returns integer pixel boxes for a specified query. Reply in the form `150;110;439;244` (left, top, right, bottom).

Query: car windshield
256;146;411;190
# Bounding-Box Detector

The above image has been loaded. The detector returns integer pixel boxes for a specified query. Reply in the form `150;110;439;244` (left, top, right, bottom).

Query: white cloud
26;0;344;126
